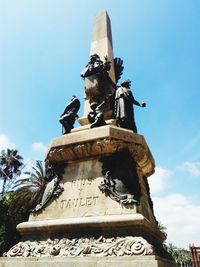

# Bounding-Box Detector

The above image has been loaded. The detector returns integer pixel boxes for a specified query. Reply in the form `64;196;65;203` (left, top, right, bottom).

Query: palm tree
9;160;46;216
0;149;24;197
166;243;192;267
157;221;168;238
167;243;179;260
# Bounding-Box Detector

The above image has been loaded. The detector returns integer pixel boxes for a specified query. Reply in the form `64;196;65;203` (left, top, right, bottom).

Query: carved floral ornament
47;138;154;177
5;236;154;257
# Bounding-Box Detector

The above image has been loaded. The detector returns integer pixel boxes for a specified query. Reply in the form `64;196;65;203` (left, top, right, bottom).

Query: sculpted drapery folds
81;54;146;133
114;80;146;133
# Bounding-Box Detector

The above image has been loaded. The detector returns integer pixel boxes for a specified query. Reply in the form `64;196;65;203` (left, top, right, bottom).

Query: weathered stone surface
74;119;116;131
17;214;162;238
46;125;155;178
0;256;177;267
29;160;138;221
19;126;158;242
10;126;161;262
5;236;154;257
25;156;156;229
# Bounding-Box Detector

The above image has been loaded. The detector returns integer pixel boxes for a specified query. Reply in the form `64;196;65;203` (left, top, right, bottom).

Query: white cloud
32;142;47;153
0;134;15;150
181;161;200;176
153;194;200;249
148;166;172;193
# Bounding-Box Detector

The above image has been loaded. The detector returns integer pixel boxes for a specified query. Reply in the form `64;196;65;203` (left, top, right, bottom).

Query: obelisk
81;10;116;121
2;11;177;267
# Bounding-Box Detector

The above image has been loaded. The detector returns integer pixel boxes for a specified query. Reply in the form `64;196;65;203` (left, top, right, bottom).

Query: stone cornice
46;126;155;177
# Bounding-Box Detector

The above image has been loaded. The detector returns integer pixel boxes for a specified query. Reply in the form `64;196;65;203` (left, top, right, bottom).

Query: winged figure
114;57;124;84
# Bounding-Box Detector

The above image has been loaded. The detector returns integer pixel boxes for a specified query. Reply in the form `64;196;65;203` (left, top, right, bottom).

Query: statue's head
121;80;131;88
89;53;100;63
71;95;76;100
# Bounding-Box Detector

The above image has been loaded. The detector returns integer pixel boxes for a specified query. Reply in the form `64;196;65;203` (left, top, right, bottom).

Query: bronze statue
88;100;107;128
81;54;116;128
114;80;146;133
81;54;110;78
59;96;80;134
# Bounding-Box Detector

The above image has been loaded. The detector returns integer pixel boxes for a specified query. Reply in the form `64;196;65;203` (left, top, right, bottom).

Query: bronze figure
59;96;80;134
114;80;146;133
81;54;116;128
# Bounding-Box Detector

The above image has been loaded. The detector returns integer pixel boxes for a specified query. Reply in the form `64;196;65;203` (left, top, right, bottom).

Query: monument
1;11;177;267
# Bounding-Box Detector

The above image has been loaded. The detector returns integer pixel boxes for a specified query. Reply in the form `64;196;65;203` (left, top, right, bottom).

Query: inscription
71;178;92;188
61;196;99;209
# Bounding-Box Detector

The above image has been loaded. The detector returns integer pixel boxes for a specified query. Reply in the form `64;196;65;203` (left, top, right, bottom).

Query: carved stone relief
47;138;154;177
99;150;141;205
5;236;154;257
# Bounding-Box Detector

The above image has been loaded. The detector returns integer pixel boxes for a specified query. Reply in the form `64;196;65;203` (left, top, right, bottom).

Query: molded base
0;256;177;267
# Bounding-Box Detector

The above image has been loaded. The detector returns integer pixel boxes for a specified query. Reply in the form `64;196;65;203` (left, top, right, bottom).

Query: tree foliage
157;221;167;238
9;160;46;216
0;151;46;256
0;194;22;256
158;222;192;266
0;149;24;197
166;243;193;267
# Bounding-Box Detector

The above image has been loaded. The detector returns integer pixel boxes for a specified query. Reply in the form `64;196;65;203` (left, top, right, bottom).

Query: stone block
0;256;177;267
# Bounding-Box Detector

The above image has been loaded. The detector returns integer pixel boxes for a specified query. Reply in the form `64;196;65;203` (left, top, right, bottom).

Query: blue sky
0;0;200;249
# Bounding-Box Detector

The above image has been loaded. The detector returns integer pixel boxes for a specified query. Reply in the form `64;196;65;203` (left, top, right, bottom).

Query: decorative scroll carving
47;136;154;177
5;242;31;257
5;236;154;257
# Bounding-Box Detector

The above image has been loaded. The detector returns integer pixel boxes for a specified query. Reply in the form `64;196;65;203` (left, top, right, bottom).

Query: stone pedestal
26;125;156;226
3;126;176;266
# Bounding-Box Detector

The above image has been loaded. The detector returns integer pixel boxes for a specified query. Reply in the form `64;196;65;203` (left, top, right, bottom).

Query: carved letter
66;199;72;208
93;196;99;205
86;197;92;206
79;198;85;206
73;198;79;207
61;200;66;209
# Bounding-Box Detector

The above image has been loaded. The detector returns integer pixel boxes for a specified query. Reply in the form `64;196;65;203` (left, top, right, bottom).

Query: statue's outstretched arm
131;92;146;107
133;99;146;107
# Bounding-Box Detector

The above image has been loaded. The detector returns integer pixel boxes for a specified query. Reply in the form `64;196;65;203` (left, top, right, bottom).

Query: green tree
0;160;46;256
157;221;168;238
0;149;24;197
9;160;46;216
166;243;192;266
0;193;21;256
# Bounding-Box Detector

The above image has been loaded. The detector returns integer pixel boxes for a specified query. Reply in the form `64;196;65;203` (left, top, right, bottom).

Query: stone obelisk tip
91;10;113;48
90;10;115;84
